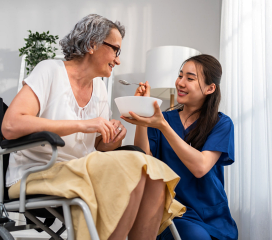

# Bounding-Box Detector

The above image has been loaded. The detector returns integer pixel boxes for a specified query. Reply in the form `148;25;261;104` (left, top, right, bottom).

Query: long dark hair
174;54;222;150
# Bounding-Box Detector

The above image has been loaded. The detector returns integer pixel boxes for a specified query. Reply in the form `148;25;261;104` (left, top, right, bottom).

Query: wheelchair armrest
0;131;65;213
1;131;65;149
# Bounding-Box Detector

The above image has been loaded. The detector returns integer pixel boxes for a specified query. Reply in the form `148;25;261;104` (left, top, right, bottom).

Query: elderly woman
2;14;185;240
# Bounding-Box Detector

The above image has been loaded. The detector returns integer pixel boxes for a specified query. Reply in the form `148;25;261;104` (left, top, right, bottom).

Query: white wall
0;0;222;145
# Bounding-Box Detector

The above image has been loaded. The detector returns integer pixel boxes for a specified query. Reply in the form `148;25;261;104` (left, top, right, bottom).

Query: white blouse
6;60;111;187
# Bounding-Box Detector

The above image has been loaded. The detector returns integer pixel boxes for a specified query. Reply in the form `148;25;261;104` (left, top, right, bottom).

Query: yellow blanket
9;150;186;239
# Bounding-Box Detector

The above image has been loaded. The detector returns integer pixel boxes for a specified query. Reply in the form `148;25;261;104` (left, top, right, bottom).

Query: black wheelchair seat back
0;98;10;202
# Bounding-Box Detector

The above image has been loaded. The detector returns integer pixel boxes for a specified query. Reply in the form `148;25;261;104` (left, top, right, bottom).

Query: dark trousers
157;218;218;240
114;145;146;154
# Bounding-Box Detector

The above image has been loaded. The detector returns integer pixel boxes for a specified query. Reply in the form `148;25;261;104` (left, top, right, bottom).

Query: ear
88;44;97;54
205;83;216;95
89;48;94;54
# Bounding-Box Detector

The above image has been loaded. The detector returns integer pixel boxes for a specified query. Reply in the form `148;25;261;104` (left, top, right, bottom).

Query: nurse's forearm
134;126;152;155
159;121;218;178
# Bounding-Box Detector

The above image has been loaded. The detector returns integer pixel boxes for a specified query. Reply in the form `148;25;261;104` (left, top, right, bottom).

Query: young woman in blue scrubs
121;54;238;240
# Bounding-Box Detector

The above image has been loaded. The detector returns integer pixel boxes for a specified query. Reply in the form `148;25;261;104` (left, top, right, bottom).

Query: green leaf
19;30;59;72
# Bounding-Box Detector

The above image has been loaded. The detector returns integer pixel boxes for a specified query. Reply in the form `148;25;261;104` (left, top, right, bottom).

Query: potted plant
19;30;59;75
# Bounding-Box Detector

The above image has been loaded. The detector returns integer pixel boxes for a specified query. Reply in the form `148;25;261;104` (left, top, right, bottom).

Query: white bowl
114;96;163;118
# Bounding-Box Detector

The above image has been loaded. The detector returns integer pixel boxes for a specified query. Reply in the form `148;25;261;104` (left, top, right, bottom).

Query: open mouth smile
109;63;114;69
177;89;188;96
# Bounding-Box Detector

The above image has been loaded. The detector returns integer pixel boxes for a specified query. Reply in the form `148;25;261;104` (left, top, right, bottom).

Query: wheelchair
0;97;181;240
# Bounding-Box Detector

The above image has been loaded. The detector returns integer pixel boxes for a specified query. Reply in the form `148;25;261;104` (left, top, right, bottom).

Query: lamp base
170;94;175;108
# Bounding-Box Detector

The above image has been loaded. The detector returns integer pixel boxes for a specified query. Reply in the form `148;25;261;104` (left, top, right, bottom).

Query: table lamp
145;46;201;108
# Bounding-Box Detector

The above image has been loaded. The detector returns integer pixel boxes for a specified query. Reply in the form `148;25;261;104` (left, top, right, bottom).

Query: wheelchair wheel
0;226;14;240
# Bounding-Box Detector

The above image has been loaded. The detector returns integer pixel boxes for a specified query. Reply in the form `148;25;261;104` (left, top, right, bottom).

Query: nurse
121;54;238;240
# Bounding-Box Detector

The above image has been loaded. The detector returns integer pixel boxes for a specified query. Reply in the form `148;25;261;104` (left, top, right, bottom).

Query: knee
146;175;166;195
142;175;166;208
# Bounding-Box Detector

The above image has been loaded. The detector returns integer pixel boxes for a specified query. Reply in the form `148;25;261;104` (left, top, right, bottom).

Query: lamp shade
145;46;201;99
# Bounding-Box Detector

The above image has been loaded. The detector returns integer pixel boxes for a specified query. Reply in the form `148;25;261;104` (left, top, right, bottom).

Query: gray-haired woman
2;14;185;240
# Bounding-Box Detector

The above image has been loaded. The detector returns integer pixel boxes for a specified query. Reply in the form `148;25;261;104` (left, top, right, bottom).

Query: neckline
176;109;198;132
61;60;93;109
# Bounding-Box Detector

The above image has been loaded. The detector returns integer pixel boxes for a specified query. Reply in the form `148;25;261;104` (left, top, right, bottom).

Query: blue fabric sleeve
147;127;161;159
201;114;235;166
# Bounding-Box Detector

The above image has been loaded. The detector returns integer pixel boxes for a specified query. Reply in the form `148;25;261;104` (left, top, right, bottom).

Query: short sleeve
147;127;161;159
23;60;54;116
201;114;234;166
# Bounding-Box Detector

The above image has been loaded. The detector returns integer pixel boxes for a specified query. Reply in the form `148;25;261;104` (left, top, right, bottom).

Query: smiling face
89;28;122;77
175;61;216;109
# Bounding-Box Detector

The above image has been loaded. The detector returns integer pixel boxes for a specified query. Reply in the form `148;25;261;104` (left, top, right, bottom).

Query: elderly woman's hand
134;81;150;97
120;101;167;130
82;117;117;143
109;119;127;143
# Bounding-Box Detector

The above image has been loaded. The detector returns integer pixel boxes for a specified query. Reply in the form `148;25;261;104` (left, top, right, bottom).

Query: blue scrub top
148;110;238;240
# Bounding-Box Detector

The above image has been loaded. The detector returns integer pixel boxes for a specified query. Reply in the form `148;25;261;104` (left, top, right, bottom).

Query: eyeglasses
103;41;121;57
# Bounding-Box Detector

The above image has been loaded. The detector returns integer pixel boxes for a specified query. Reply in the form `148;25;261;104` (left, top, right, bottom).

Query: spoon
119;80;141;86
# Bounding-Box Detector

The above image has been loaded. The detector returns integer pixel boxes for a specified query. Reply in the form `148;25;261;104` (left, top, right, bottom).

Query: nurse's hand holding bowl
122;81;166;130
121;54;238;240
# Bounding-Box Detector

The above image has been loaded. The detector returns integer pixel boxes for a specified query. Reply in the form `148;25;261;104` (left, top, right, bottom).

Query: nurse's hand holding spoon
134;81;151;97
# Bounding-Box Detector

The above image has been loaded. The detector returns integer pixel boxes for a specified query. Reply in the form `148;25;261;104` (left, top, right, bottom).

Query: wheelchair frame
0;140;100;240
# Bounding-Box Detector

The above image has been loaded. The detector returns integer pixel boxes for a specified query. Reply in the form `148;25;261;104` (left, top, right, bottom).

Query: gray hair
60;14;125;61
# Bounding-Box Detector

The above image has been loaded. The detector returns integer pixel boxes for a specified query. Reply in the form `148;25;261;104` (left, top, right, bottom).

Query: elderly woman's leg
128;175;165;240
109;169;165;240
108;169;147;240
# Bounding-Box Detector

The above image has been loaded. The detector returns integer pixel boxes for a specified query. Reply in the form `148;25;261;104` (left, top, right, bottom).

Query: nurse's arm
159;121;221;178
134;125;152;155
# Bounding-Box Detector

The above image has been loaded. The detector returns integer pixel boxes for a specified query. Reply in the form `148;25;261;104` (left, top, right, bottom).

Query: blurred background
0;0;222;145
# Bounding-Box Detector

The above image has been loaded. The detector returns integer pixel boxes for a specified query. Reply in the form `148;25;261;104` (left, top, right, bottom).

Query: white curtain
220;0;272;239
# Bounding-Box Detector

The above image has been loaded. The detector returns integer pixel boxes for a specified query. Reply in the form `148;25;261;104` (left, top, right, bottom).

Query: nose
114;56;121;65
176;76;185;88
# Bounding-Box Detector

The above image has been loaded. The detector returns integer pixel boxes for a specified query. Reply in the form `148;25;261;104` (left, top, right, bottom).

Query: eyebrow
105;41;120;48
113;43;120;48
180;70;197;77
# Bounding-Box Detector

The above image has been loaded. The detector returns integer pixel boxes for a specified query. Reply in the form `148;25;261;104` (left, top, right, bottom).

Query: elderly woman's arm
95;136;121;151
2;85;116;143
